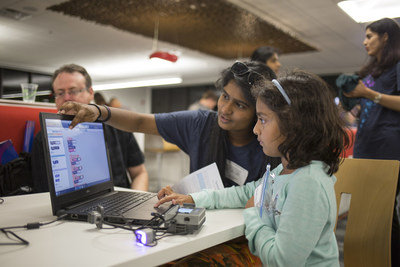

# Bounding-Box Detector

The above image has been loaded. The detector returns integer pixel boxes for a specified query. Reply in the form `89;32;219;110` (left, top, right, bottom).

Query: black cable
1;229;29;245
100;213;165;233
102;221;136;232
5;186;32;197
0;214;68;246
89;204;189;247
155;231;189;241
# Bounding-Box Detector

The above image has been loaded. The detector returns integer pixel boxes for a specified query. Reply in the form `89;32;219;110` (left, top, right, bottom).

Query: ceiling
0;0;386;88
47;0;316;59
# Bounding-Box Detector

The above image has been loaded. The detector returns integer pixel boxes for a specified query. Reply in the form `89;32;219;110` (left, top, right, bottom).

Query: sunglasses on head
230;61;264;86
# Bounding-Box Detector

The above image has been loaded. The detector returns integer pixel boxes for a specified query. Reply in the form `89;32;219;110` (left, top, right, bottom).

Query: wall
98;87;151;152
0;67;53;102
152;84;217;113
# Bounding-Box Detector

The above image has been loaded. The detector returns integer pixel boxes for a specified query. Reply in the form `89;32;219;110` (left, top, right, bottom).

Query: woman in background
344;17;400;266
94;92;107;105
251;46;281;75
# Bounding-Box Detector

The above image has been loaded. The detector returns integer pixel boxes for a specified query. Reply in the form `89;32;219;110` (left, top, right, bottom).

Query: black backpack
0;152;33;196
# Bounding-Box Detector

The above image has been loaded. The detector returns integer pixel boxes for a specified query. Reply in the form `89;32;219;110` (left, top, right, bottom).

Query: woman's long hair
360;18;400;78
207;61;277;186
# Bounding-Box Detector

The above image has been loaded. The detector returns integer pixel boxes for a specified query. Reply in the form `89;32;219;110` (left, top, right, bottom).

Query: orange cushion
0;104;57;154
343;128;357;158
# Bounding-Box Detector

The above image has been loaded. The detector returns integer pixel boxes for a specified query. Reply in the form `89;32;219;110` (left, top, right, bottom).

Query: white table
0;192;245;267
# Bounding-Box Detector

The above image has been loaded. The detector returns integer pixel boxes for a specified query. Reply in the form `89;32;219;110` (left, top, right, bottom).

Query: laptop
39;112;170;225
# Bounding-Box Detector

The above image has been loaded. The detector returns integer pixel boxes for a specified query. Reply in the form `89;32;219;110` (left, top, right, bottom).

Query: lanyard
259;163;271;218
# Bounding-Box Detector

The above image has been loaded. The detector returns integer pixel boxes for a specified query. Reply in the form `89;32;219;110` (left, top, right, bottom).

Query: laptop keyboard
79;191;155;215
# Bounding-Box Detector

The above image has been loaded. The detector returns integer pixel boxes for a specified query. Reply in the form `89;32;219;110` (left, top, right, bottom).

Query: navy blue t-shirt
155;109;274;186
354;61;400;160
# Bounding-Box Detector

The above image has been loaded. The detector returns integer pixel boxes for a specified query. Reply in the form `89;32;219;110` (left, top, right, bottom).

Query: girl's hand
155;186;194;207
245;196;255;208
59;101;99;129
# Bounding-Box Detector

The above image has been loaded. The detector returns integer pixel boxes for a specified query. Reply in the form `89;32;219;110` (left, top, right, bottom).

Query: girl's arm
191;182;258;209
155;180;260;209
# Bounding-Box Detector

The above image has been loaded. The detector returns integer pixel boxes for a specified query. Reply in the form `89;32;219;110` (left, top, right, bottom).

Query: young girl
61;61;281;188
156;70;350;266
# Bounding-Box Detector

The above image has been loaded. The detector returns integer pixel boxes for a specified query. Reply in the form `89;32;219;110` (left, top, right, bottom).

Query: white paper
172;163;224;195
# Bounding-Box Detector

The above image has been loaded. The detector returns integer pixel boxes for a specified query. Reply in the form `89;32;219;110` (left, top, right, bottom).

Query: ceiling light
338;0;400;23
149;51;178;63
92;77;183;91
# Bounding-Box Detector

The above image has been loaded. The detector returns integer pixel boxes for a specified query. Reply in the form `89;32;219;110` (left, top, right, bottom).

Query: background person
59;61;281;188
109;97;122;108
31;64;149;192
343;17;400;266
156;70;349;266
187;89;218;111
94;92;107;105
251;46;281;75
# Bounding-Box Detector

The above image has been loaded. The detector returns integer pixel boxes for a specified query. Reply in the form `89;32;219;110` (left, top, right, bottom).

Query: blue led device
135;229;155;246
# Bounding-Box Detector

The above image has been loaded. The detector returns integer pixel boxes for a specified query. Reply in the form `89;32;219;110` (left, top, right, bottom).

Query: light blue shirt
191;161;339;267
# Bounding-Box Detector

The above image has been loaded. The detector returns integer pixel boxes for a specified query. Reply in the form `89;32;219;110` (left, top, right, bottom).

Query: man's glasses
54;88;85;99
230;61;264;86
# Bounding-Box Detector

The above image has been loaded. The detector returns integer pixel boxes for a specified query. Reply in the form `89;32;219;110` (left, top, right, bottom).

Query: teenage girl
156;70;350;266
61;61;281;188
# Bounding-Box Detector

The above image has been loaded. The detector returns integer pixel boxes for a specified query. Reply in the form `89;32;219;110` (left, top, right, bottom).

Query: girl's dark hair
251;46;279;63
208;62;278;186
252;70;350;175
359;18;400;78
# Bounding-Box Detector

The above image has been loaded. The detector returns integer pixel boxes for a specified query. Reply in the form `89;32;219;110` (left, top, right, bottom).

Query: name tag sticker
225;160;248;185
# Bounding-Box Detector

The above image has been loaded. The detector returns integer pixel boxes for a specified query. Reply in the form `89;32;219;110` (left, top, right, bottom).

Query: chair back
335;158;399;267
0;100;57;153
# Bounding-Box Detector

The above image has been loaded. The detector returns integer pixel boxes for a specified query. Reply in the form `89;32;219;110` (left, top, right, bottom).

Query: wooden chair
334;158;400;267
145;135;185;191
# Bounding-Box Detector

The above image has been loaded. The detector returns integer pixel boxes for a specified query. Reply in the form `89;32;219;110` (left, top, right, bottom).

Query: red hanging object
149;51;178;63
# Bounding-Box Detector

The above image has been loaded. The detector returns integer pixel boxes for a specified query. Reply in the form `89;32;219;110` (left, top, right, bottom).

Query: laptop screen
44;118;111;196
